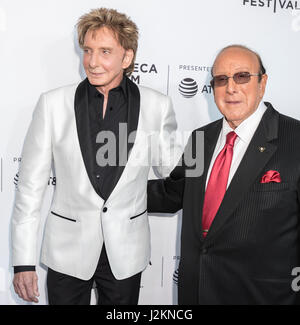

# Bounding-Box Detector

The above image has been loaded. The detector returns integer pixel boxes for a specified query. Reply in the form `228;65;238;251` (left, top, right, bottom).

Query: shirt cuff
14;266;36;274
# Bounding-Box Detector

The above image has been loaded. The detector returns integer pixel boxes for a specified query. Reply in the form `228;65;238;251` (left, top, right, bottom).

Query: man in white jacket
12;8;180;305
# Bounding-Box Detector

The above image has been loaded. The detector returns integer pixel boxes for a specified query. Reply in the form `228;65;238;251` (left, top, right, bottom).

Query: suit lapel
205;104;279;242
74;79;100;195
126;78;141;153
108;77;141;195
193;120;222;241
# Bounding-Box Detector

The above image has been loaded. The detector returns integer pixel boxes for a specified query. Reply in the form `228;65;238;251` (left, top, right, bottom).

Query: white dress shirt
205;102;267;190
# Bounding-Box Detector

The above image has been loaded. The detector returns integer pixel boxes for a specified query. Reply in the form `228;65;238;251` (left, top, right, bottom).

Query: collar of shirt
87;75;128;100
205;101;268;189
221;101;268;145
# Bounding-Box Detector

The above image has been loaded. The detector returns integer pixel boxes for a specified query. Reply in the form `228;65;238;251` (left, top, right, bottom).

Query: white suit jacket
11;78;181;280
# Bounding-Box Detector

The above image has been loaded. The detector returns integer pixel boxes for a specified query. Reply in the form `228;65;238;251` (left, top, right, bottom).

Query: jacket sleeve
148;129;202;214
153;95;183;177
11;93;52;267
147;156;185;214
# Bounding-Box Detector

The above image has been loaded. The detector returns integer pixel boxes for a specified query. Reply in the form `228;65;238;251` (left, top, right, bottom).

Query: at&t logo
14;173;56;188
179;78;198;98
179;78;212;98
173;268;179;285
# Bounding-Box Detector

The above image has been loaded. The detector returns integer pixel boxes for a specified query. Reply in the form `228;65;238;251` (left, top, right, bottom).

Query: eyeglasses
210;72;262;88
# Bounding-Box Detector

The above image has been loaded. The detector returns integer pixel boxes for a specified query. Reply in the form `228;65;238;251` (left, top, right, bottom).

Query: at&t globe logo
179;78;198;98
173;268;179;285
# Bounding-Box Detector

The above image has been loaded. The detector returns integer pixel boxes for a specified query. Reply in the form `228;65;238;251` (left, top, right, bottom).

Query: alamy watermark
95;123;204;178
291;267;300;291
292;9;300;32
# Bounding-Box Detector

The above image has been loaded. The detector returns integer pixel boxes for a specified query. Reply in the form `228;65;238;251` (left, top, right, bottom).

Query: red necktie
202;131;237;237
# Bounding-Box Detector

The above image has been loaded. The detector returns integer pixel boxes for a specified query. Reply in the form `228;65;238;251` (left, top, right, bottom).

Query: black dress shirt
14;76;129;274
88;76;128;200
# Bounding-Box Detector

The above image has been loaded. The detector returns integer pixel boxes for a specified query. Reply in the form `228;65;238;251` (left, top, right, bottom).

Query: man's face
83;27;133;92
212;48;268;129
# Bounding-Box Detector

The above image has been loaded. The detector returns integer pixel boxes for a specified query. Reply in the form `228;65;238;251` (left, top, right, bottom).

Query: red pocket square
260;170;281;183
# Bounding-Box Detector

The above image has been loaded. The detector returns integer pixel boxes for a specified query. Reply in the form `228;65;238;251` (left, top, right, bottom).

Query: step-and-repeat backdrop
0;0;299;304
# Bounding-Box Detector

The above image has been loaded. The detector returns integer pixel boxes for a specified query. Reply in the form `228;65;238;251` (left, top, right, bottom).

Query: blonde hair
77;8;139;76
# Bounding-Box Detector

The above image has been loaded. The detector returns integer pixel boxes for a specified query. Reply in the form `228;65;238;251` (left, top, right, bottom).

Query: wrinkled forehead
213;48;260;75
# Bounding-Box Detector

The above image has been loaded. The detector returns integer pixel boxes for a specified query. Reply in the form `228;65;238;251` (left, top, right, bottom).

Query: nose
226;77;238;94
88;52;100;69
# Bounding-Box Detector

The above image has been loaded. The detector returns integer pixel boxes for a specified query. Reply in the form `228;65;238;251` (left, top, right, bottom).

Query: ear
259;74;268;98
122;49;134;70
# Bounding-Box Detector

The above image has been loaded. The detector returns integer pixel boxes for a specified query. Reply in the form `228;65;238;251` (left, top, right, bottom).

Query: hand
13;271;40;303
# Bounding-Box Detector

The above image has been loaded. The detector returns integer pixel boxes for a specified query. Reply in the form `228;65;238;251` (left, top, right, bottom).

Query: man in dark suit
148;45;300;304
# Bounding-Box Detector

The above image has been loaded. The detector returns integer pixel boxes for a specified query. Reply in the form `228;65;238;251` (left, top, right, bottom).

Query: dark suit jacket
148;102;300;305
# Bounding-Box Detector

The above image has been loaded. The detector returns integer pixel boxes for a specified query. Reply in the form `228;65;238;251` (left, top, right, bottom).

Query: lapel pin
258;147;266;153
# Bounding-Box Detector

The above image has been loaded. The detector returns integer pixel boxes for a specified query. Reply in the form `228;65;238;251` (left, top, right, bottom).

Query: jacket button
103;207;108;213
201;248;208;255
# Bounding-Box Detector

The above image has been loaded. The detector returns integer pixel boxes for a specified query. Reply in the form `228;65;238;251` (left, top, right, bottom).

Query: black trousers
47;245;141;305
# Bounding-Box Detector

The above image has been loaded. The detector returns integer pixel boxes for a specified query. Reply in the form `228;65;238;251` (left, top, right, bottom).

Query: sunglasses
210;72;262;88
